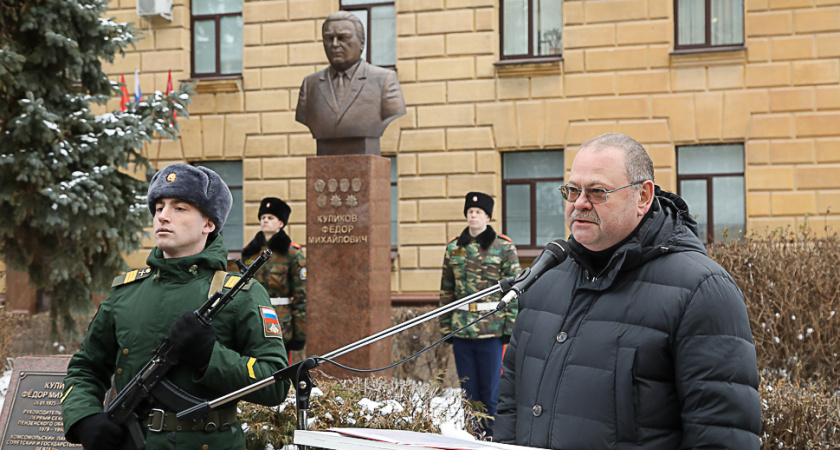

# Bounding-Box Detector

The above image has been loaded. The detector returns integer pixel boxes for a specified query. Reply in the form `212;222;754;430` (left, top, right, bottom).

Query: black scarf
456;225;497;250
241;229;292;259
569;206;655;277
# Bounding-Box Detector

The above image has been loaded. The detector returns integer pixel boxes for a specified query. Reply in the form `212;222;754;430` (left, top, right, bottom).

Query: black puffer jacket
495;188;761;449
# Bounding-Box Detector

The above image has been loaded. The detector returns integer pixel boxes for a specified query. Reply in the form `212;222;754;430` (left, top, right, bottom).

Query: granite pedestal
306;155;392;378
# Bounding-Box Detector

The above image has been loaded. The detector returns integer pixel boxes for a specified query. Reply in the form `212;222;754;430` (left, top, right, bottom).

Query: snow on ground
0;369;11;412
0;368;474;448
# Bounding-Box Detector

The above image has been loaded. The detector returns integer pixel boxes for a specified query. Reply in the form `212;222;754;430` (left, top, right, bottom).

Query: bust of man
295;11;406;154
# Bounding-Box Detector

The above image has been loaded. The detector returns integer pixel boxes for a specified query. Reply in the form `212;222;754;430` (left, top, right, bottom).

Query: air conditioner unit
137;0;173;21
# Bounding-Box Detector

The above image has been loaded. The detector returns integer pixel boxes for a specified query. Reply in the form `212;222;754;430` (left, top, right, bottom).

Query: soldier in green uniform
241;197;307;360
439;191;521;439
61;164;290;450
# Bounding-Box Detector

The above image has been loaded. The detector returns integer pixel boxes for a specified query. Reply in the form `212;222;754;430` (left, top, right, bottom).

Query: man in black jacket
495;133;761;449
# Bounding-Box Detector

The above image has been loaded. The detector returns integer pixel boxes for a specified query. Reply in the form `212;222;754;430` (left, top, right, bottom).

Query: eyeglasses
559;180;646;204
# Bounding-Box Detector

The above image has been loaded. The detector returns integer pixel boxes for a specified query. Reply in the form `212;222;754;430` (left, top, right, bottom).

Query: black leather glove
69;412;126;450
501;334;511;345
444;336;454;344
168;311;216;369
285;338;306;351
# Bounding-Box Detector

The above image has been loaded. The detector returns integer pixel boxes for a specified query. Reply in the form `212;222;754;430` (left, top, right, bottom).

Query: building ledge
189;76;243;94
494;57;563;78
670;46;747;67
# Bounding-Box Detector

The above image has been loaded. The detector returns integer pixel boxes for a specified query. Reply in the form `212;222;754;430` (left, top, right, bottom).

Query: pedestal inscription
0;356;81;449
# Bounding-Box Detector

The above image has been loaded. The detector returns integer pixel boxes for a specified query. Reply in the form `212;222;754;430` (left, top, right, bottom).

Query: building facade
2;0;839;301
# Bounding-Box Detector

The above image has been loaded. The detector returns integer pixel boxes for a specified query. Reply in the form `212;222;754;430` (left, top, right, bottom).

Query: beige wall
87;0;840;296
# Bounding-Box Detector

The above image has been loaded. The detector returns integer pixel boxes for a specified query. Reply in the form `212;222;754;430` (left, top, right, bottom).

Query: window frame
340;0;396;68
676;144;746;243
499;0;563;61
501;150;565;251
190;6;243;79
673;0;745;51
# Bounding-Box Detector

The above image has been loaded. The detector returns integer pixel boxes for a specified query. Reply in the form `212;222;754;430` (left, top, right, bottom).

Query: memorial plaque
0;356;81;449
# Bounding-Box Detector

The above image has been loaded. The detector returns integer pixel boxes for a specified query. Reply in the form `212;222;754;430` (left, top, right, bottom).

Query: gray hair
323;11;366;48
580;133;655;184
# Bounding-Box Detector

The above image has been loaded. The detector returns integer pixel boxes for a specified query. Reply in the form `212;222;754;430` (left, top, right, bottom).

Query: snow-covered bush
238;371;484;450
708;223;840;382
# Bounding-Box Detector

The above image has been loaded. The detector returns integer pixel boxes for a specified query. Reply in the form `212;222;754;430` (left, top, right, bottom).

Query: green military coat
242;230;306;343
440;226;522;339
62;236;290;450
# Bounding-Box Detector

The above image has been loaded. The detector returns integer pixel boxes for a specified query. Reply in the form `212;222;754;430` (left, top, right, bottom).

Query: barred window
194;160;243;250
341;0;396;67
192;0;243;77
677;144;745;242
502;150;565;249
675;0;744;50
501;0;563;59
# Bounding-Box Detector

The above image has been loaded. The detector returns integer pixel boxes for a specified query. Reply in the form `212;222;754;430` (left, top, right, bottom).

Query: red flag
166;69;176;122
119;74;129;112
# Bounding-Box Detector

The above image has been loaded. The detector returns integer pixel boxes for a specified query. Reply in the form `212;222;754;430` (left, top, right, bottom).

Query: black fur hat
147;163;232;235
258;197;291;224
464;191;494;218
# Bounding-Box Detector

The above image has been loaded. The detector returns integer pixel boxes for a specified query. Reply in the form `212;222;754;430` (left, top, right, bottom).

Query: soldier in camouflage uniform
440;191;521;438
242;197;307;359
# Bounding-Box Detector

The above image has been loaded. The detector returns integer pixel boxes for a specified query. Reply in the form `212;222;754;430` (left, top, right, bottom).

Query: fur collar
456;225;497;250
241;229;292;259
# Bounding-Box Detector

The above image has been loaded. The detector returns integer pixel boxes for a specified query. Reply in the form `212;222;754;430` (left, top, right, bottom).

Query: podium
293;429;546;450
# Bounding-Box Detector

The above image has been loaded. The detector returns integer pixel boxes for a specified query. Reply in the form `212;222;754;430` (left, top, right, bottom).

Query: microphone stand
177;283;506;448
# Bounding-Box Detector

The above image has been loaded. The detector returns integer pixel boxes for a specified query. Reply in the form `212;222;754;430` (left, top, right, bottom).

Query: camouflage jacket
242;230;306;343
440;226;521;339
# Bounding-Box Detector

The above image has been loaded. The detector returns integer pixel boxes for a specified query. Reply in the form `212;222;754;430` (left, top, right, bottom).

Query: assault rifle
104;249;272;450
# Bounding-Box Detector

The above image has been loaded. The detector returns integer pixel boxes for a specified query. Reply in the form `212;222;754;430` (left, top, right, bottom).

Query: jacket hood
569;186;707;282
147;233;228;277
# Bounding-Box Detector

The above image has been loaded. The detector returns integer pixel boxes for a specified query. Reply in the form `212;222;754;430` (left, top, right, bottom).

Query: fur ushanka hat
463;191;494;218
147;163;233;235
258;197;291;224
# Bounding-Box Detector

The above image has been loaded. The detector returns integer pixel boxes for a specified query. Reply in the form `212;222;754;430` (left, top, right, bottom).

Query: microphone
498;239;570;310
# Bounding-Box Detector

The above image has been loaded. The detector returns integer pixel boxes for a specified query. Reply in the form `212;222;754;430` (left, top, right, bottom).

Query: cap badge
266;203;271;207
472;196;478;202
166;173;177;182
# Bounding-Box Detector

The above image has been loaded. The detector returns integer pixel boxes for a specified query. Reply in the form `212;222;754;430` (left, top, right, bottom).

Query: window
502;150;565;248
501;0;563;60
191;0;243;77
675;0;744;50
341;0;396;67
194;161;243;250
677;144;745;243
386;155;398;246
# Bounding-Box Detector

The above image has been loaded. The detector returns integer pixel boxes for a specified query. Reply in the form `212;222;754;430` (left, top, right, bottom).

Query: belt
270;297;291;306
456;302;498;312
142;406;238;433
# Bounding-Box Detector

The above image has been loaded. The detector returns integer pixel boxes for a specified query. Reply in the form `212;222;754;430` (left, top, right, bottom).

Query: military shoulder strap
111;268;153;288
222;273;255;291
499;234;513;243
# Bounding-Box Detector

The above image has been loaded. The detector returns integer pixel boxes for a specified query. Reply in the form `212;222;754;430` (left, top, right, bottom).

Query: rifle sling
150;378;206;413
209;270;227;298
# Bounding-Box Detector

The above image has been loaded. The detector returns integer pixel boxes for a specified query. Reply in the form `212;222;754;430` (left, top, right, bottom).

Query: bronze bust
295;11;406;155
